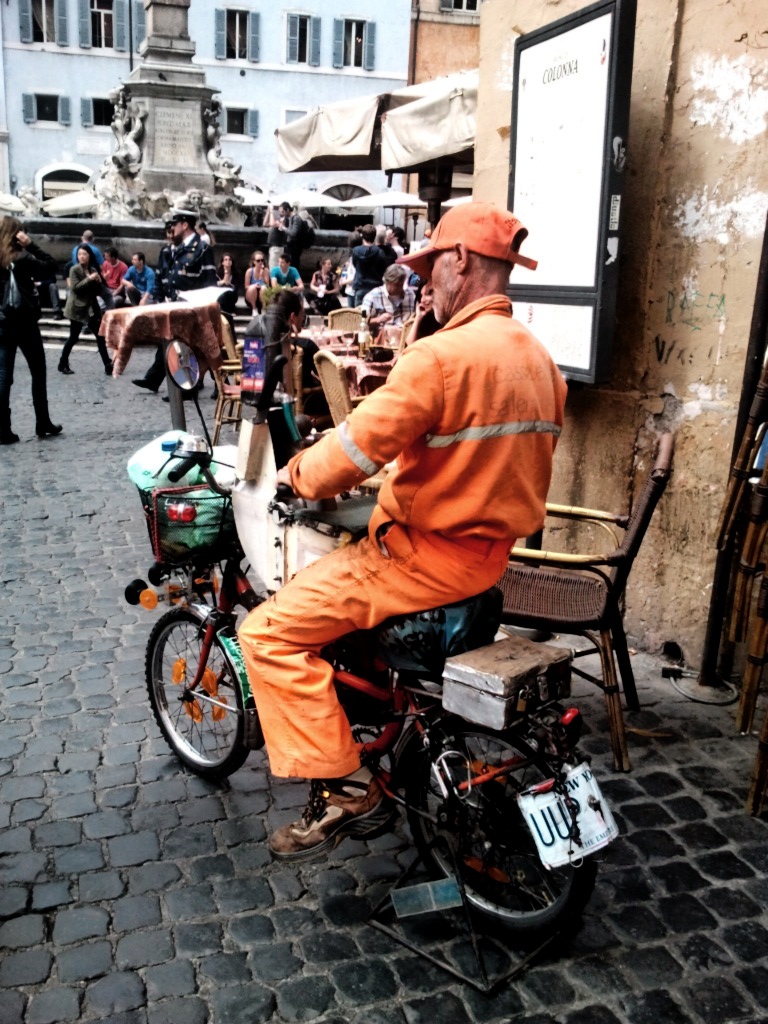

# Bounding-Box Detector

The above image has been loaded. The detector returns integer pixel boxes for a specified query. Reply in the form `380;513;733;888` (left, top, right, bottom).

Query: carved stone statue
17;187;42;215
110;87;147;177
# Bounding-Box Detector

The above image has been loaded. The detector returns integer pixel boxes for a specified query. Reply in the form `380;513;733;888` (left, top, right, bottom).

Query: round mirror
166;340;201;390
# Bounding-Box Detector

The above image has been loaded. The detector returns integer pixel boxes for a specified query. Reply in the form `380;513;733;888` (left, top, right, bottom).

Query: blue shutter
246;109;259;138
214;9;226;59
309;17;321;67
19;0;33;43
133;0;146;51
247;12;260;62
363;22;375;71
59;96;71;125
79;0;91;48
22;94;36;123
81;98;94;126
287;14;299;63
55;0;69;45
113;0;127;50
332;19;343;68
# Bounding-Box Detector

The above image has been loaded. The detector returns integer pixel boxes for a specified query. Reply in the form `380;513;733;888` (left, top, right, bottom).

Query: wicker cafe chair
327;306;363;333
497;433;674;772
290;345;325;416
313;349;364;427
211;359;243;445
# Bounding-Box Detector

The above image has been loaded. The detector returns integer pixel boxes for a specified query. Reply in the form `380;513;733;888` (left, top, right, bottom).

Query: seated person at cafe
308;257;342;316
271;251;304;293
361;264;416;334
118;252;156;306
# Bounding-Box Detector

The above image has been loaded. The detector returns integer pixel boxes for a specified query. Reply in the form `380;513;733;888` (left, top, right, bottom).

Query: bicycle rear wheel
404;718;597;940
146;606;249;779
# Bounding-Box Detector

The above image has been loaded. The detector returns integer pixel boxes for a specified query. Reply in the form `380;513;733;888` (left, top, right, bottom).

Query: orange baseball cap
397;202;537;279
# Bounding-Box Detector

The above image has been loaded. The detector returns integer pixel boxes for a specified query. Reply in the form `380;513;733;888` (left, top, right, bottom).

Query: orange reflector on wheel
463;855;511;883
184;698;203;722
200;668;218;696
140;589;159;610
171;657;187;684
212;696;228;721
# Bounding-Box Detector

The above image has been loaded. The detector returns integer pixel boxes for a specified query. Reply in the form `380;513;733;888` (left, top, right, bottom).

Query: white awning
275;70;478;175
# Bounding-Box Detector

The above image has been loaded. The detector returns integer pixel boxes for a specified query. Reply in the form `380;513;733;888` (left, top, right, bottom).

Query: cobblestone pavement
1;345;767;1024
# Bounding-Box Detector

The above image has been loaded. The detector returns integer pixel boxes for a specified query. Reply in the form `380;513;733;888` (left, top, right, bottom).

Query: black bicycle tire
145;606;249;779
402;717;597;939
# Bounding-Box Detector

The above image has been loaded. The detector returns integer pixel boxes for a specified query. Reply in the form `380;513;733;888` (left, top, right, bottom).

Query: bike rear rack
367;830;559;994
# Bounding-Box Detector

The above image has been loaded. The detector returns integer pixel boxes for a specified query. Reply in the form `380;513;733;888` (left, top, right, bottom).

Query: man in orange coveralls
239;202;568;860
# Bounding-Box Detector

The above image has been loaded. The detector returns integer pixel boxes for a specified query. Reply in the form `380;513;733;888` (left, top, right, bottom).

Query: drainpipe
409;1;420;87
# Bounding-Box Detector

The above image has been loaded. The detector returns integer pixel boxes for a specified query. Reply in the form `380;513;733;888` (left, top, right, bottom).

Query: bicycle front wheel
404;719;597;940
146;607;249;779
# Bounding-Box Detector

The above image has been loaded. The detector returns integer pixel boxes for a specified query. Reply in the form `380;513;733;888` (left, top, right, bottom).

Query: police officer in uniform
133;209;217;393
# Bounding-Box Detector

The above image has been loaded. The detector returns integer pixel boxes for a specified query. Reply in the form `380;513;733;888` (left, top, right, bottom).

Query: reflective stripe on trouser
238;513;510;779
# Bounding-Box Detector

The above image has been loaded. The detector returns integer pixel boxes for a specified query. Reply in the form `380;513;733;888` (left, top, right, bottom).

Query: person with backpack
286;205;316;272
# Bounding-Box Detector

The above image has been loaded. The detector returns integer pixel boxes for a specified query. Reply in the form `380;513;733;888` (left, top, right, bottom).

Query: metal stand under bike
367;830;557;994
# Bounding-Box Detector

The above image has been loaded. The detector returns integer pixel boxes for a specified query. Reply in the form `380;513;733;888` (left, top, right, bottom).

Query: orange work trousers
238;507;510;779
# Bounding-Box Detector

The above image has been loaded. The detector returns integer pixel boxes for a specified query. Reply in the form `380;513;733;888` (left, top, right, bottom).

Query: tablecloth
102;301;224;378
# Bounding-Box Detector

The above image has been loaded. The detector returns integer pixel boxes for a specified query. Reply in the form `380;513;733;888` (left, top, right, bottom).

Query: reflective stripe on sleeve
425;421;562;448
338;421;382;476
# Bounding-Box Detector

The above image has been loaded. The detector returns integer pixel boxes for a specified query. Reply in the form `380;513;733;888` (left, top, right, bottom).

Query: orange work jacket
288;294;568;545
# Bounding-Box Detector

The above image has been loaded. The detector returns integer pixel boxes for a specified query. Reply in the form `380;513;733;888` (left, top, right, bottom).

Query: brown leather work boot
269;771;392;860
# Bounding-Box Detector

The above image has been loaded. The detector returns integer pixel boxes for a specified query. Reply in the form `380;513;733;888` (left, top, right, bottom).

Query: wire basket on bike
138;484;238;566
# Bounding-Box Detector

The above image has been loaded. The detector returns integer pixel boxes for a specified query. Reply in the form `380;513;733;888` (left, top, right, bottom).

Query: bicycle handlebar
167;455;201;483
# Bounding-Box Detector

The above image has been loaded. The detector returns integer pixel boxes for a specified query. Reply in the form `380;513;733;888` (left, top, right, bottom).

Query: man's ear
454;242;471;275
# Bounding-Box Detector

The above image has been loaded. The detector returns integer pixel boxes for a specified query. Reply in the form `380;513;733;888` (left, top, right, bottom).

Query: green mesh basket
145;484;237;566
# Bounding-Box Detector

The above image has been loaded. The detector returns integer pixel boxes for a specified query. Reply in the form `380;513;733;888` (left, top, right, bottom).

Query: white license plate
517;761;619;869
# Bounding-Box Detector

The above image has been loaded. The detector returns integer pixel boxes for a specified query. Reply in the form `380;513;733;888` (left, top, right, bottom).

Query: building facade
0;0;411;202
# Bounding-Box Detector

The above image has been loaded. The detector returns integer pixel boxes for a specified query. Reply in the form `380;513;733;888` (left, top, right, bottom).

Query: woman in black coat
0;216;61;443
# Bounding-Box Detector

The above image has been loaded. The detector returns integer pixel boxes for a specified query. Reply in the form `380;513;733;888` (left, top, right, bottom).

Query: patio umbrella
276;70;478;175
0;193;26;213
42;189;98;216
340;190;426;209
269;187;344;209
443;195;473;208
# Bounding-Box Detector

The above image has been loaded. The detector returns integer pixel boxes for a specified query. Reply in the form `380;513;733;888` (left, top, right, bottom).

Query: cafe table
102;301;224;430
102;301;223;378
308;333;396;397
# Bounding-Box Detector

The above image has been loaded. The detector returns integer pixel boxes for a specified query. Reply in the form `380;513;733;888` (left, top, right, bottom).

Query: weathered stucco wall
477;0;768;663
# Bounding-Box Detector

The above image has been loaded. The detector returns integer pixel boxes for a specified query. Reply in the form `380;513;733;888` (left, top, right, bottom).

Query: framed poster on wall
508;0;637;383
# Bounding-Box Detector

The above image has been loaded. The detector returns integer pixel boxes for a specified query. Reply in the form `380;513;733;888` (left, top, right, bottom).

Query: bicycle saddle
374;587;503;675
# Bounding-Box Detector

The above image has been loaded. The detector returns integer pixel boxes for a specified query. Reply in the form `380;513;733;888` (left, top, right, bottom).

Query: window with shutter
81;97;94;127
309;17;321;67
133;0;145;50
36;95;59;121
55;0;69;45
214;9;226;59
332;19;343;68
90;0;115;48
246;109;259;137
113;0;127;51
287;14;299;63
78;0;91;47
22;94;36;124
363;21;375;71
341;19;366;68
19;0;34;43
248;11;260;62
58;95;71;125
225;10;248;58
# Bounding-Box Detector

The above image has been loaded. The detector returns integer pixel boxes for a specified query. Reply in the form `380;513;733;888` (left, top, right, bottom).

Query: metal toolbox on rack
442;634;572;730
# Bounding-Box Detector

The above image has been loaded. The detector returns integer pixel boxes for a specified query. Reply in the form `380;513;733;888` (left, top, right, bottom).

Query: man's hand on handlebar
276;467;294;492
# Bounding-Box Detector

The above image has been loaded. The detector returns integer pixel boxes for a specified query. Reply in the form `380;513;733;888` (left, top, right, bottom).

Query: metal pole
128;1;134;72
